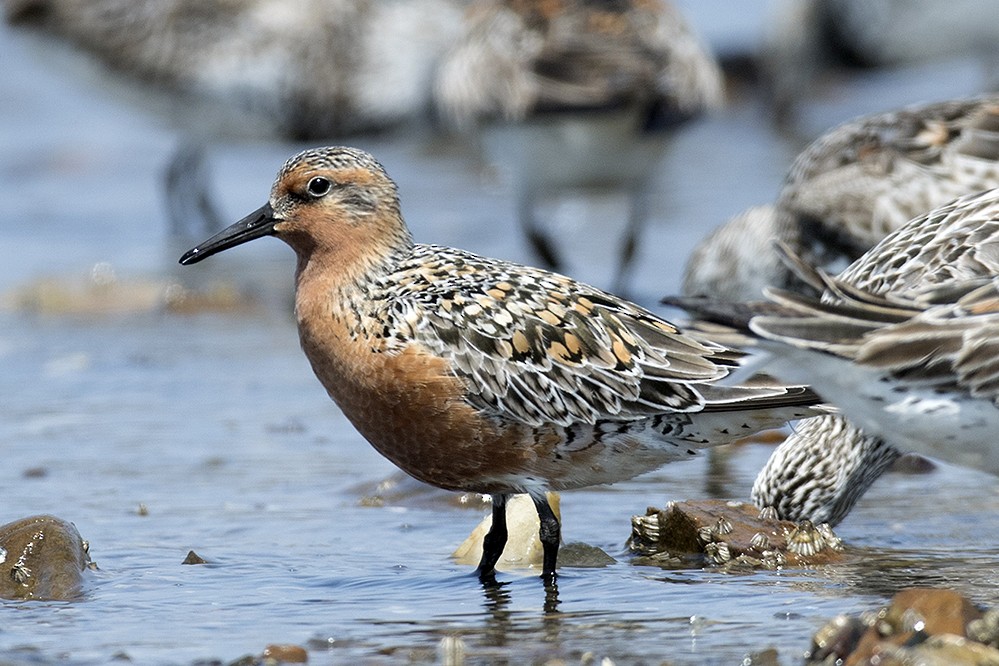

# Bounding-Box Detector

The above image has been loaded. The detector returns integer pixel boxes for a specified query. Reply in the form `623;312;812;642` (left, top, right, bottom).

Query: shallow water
3;8;999;665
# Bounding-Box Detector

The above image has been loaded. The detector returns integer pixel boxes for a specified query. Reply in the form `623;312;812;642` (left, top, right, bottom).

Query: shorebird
751;187;999;524
5;0;464;137
434;0;724;292
179;146;820;581
678;97;999;524
748;188;999;488
682;95;999;302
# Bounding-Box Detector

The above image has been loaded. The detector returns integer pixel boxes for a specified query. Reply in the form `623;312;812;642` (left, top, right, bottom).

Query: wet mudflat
3;8;999;665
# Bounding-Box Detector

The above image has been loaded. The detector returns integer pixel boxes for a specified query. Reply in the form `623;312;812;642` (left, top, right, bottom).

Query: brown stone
0;515;92;600
807;614;867;663
262;643;308;663
844;588;983;666
862;634;999;666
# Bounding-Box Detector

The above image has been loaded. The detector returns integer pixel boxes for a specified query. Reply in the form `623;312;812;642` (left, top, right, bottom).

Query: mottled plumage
180;146;819;581
781;96;999;254
678;96;999;524
681;205;797;301
751;415;899;526
683;95;999;301
434;0;723;126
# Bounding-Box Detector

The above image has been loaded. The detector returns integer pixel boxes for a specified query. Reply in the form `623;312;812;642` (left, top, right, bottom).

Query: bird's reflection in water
479;575;513;648
477;573;562;648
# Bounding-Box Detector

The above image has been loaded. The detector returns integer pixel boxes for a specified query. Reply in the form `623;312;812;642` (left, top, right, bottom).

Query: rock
262;643;308;663
744;648;780;666
885;588;982;637
557;542;616;568
0;515;93;600
182;550;207;565
868;634;999;666
628;499;845;569
889;452;937;475
805;588;997;665
807;614;867;663
844;588;983;665
969;609;999;648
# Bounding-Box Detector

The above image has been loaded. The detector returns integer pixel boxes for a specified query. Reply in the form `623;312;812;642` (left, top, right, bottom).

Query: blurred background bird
3;0;467;249
4;0;464;138
760;0;999;131
434;0;724;294
681;95;999;303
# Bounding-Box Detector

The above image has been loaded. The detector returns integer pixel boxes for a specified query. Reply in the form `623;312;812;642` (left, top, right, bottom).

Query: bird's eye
306;176;332;198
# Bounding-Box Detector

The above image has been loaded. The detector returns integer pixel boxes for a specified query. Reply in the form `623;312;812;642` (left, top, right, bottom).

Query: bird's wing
754;272;999;396
387;246;808;427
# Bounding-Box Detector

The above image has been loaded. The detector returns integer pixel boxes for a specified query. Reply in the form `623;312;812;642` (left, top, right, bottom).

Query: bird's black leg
476;494;508;580
532;493;560;583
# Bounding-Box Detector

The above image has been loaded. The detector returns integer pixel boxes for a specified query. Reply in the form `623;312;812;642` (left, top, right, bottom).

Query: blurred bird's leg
163;141;225;240
518;186;562;270
612;181;652;295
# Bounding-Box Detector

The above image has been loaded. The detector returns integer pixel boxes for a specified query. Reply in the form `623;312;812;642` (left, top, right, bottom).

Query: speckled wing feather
854;280;999;397
381;245;806;428
779;96;999;251
835;188;999;293
750;188;999;525
765;189;999;303
751;416;900;527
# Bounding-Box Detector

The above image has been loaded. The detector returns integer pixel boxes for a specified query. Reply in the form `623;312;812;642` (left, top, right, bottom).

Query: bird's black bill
178;203;278;265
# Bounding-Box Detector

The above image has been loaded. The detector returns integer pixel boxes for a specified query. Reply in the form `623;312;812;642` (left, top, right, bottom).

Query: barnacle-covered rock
0;515;93;600
628;498;845;569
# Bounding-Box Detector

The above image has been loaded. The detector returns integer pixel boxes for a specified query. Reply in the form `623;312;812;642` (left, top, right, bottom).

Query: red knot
179;145;820;582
